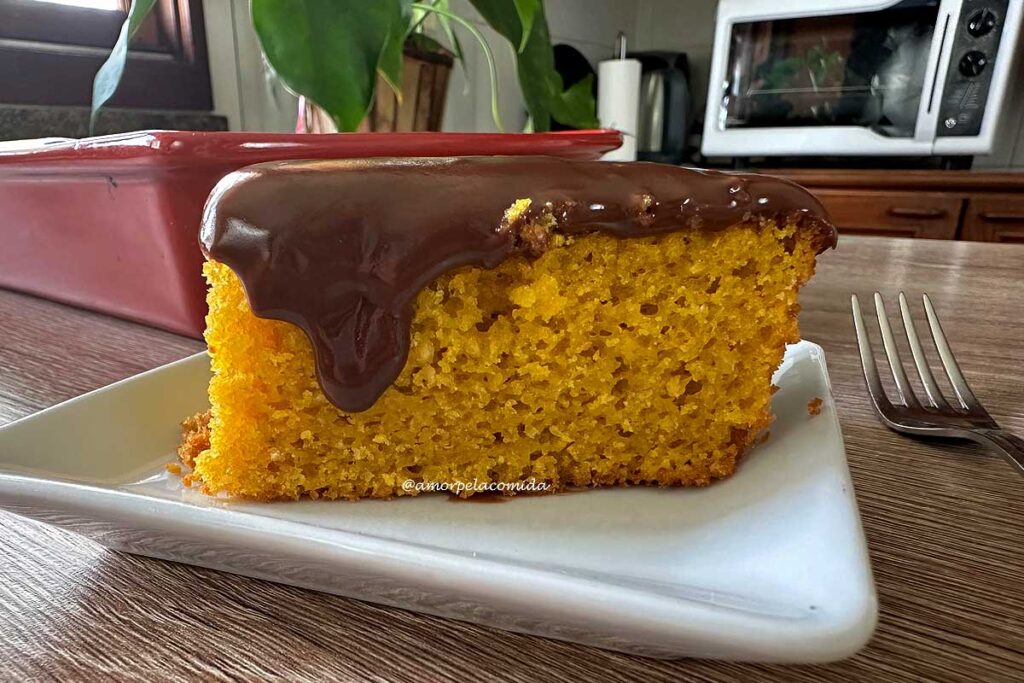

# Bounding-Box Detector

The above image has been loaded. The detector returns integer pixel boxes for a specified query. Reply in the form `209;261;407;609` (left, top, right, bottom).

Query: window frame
0;0;213;111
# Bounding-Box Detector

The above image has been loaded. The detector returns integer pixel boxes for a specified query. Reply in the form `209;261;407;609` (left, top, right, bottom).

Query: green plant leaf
429;0;467;77
408;1;430;34
440;18;467;73
469;0;596;131
379;0;413;99
89;0;157;134
468;0;522;44
412;2;503;131
549;73;599;129
252;0;403;132
512;0;539;52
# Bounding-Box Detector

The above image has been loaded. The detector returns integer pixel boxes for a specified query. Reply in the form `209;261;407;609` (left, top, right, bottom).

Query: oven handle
915;2;959;145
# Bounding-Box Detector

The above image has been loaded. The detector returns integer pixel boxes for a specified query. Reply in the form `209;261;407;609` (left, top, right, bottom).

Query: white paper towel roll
598;58;641;161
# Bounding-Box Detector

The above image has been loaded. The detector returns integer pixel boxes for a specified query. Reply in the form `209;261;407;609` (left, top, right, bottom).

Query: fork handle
968;429;1024;476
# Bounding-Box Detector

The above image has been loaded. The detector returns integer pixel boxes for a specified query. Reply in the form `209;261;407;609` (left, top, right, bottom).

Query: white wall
634;0;718;115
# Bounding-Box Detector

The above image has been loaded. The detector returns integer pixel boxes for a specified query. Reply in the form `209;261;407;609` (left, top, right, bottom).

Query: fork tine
922;293;983;412
873;292;921;408
897;292;949;409
851;294;894;413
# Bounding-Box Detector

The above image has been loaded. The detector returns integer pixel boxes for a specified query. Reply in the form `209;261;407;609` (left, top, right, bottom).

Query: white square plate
0;340;875;662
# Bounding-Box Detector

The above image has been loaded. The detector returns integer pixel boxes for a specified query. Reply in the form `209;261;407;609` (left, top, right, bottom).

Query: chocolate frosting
200;157;835;412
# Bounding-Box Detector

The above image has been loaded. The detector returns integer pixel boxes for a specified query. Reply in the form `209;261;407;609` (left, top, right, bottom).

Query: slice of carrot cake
179;156;835;500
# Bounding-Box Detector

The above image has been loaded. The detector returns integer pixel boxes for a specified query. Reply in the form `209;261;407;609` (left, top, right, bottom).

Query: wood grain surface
1;235;1022;682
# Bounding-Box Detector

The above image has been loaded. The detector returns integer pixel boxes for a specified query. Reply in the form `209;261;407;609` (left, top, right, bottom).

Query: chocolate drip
200;157;835;412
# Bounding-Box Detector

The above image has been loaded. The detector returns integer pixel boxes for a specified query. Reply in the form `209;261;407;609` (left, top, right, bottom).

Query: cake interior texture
181;210;822;500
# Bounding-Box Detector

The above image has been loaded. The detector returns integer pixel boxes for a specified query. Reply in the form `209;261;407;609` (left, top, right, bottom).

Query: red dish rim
0;129;624;174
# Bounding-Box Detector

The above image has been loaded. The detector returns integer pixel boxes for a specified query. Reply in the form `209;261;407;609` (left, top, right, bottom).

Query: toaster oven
701;0;1023;158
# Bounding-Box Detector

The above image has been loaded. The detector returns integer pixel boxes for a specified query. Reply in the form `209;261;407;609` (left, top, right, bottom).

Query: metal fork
851;292;1024;475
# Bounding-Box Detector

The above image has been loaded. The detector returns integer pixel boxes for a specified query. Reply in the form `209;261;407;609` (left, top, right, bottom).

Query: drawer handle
887;207;947;219
978;211;1024;223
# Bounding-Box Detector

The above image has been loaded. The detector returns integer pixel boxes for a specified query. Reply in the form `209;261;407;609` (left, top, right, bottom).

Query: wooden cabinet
962;195;1024;243
812;190;962;239
774;169;1024;243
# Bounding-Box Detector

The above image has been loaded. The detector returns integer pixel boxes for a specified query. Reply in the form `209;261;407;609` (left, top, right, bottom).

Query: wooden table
1;236;1022;681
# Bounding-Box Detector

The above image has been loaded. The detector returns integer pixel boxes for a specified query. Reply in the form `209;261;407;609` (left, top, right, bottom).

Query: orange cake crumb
807;397;824;416
177;410;210;472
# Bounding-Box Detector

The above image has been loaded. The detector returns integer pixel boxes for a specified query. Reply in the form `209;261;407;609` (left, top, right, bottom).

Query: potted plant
92;0;599;134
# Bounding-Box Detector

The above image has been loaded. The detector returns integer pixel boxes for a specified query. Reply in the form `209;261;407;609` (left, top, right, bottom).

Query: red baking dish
0;129;622;338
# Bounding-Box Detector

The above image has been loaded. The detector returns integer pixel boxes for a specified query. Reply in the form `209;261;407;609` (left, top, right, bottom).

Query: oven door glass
723;2;941;137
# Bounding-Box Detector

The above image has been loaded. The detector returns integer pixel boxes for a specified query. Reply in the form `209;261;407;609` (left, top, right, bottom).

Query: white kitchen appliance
702;0;1023;158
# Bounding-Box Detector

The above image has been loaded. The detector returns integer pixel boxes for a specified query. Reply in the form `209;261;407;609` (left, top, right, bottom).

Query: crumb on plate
176;411;210;487
807;397;823;416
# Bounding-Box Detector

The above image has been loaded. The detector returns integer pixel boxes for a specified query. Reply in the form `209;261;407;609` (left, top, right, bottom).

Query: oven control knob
958;50;989;77
967;9;998;37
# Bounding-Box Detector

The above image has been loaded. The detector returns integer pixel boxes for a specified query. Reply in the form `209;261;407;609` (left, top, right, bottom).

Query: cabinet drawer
962;195;1024;243
810;190;963;239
